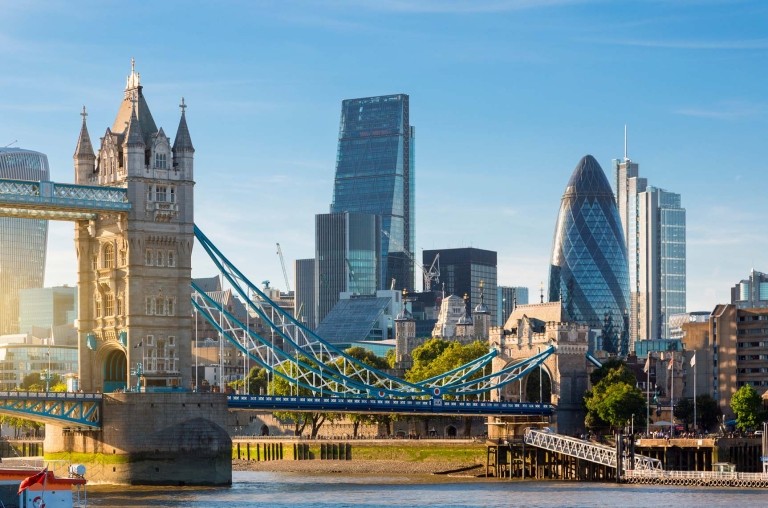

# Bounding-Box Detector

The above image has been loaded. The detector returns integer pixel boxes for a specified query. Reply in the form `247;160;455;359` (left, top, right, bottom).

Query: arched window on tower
103;243;115;269
104;293;114;316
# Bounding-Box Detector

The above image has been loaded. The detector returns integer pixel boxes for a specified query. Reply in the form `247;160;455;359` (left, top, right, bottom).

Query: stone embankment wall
45;392;231;485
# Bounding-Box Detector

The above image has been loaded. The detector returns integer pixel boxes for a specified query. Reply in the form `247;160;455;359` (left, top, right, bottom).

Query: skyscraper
0;148;50;335
614;152;686;346
549;155;630;355
315;212;381;326
330;94;415;291
423;247;497;325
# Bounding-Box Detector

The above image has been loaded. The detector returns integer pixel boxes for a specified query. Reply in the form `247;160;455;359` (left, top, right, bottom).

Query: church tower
74;60;194;392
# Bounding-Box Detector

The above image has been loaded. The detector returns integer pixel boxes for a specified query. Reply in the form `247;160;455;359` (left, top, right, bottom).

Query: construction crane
381;230;440;291
276;243;291;293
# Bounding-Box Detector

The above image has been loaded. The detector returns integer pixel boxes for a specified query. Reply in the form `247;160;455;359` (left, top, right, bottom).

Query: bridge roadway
0;392;552;428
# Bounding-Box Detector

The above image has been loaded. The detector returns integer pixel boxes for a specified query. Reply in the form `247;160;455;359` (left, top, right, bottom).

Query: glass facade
549;155;630;355
0;344;78;391
315;212;381;326
423;248;498;324
0;148;50;335
331;94;415;291
19;286;77;333
656;188;686;338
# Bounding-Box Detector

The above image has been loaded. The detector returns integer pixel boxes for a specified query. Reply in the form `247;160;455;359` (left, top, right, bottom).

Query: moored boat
0;463;87;508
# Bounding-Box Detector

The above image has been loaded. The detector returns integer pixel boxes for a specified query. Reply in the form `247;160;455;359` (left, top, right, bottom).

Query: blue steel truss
194;226;556;400
0;178;130;220
228;394;552;416
0;392;101;429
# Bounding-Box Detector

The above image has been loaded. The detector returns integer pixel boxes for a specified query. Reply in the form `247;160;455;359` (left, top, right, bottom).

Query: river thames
84;471;768;507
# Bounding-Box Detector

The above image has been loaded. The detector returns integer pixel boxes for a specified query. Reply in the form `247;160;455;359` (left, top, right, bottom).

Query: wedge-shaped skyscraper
548;155;630;355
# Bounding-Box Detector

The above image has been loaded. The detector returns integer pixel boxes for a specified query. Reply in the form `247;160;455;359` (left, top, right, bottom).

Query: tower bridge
0;62;586;485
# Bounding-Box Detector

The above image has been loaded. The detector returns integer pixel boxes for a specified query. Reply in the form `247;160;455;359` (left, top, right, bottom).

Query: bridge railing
524;428;662;471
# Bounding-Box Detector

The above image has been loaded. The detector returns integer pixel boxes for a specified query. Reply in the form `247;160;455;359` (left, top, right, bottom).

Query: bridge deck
228;395;553;416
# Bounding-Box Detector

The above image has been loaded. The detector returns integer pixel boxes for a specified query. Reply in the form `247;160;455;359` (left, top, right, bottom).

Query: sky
1;0;766;313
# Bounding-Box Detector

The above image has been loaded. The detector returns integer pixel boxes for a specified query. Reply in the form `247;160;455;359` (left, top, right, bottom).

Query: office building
711;303;768;417
294;258;316;329
731;269;768;309
315;212;381;326
614;150;686;347
18;286;77;335
497;286;529;326
0;148;50;335
549;155;630;355
330;94;415;291
423;247;497;325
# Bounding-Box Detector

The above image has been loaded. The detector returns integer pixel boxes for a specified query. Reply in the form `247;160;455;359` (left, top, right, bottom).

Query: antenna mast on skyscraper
624;124;629;162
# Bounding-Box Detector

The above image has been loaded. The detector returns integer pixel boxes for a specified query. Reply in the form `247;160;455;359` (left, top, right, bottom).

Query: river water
85;471;767;507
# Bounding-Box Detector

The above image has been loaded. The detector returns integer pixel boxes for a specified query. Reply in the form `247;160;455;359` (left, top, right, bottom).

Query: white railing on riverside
523;429;662;471
625;469;768;481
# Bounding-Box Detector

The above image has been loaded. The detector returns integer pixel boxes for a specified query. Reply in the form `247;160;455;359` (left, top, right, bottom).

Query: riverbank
233;458;486;476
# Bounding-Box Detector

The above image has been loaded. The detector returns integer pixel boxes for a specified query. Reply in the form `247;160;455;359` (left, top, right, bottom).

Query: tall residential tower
330;94;415;291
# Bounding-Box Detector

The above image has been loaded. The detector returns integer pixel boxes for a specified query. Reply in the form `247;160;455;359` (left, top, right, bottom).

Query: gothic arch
100;346;128;393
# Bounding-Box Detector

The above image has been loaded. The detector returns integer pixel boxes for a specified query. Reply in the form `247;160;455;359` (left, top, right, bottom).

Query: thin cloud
588;37;768;50
674;101;765;120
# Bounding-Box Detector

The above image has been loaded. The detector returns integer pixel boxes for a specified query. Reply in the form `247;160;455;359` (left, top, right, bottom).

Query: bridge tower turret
74;60;194;393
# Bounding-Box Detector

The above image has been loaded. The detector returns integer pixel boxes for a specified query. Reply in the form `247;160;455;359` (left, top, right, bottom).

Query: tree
695;394;721;432
405;339;489;437
584;364;647;433
339;347;392;438
730;385;766;431
229;366;269;395
589;358;634;386
269;359;338;438
674;398;694;429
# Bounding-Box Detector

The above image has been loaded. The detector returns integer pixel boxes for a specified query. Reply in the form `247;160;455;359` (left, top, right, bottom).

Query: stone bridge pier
488;302;592;437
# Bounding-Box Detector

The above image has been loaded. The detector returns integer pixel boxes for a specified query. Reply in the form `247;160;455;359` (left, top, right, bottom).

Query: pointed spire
74;105;95;159
125;97;145;148
173;97;194;152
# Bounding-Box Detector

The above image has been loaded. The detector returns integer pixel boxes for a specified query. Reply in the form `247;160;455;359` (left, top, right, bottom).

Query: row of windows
738;315;768;321
146;184;176;203
95;294;123;318
145;297;176;316
96;243;127;269
146;249;176;267
144;335;176;347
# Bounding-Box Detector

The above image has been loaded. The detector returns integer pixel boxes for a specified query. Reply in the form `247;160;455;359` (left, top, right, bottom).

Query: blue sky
1;0;766;312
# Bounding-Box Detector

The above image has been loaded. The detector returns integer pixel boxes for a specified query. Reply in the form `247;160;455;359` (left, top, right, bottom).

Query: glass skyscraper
315;212;382;326
549;155;630;355
614;155;686;346
0;148;50;335
330;94;415;291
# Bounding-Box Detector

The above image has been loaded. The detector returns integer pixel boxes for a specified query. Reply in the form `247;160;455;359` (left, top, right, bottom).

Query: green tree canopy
584;363;646;432
406;339;488;386
730;385;766;431
695;394;722;432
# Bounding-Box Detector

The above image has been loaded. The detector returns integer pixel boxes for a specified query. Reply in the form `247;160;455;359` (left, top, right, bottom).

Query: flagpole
693;351;697;434
646;350;650;435
670;351;674;438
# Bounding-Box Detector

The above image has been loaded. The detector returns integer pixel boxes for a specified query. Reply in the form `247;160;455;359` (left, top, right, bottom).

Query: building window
146;335;154;347
156;297;165;315
156;250;165;267
103;243;114;269
95;299;102;318
168;336;176;346
117;297;124;316
167;251;175;267
119;248;127;266
166;297;175;316
155;185;168;202
146;297;154;315
146;249;153;266
155;152;167;169
104;294;114;316
92;255;98;271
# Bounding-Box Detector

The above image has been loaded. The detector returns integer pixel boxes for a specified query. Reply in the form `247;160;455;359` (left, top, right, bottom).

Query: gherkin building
548;155;630;355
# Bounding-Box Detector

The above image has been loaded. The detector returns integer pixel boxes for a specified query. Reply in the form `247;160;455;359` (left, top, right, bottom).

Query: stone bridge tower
74;60;194;392
490;302;591;435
